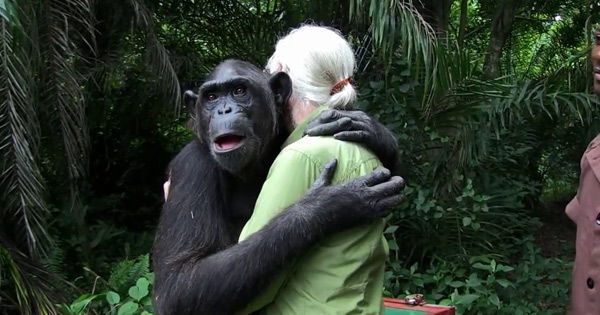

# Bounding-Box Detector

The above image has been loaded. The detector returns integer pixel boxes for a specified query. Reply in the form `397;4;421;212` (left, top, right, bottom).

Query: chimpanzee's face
193;60;291;175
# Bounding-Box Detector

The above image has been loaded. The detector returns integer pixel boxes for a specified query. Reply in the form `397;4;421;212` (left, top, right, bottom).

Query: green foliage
383;236;572;314
355;29;594;313
58;255;154;315
108;255;151;294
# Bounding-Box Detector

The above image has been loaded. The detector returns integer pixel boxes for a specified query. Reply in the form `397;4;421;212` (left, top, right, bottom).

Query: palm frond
349;0;437;115
129;0;181;112
36;0;94;255
396;42;599;190
0;7;51;257
178;0;288;71
350;1;436;71
0;234;64;315
539;46;593;93
0;0;8;22
433;75;598;174
146;34;182;110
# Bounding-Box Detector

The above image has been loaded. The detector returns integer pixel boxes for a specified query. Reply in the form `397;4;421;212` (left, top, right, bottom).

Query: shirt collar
282;106;328;149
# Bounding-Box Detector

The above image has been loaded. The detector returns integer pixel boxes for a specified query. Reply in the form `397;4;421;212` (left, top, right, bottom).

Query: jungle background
1;0;599;314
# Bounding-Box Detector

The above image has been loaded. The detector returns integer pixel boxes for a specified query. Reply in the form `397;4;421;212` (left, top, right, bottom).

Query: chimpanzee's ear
183;90;199;115
268;71;292;107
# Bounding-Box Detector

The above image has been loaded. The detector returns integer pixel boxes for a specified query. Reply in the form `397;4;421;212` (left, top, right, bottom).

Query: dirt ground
535;200;576;259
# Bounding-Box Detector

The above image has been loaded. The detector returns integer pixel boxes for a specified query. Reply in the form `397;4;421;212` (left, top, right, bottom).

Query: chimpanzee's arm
152;141;235;314
304;109;402;175
153;156;404;315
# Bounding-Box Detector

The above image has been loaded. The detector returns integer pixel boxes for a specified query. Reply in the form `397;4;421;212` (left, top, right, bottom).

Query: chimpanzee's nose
217;105;233;115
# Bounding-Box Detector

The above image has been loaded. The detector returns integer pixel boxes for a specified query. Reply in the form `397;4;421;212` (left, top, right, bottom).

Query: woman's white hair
265;24;356;109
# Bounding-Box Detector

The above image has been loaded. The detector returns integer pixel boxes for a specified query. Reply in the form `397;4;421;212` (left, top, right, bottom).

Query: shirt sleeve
236;149;322;314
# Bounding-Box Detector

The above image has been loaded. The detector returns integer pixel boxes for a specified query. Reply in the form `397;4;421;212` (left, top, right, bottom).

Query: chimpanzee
152;59;403;315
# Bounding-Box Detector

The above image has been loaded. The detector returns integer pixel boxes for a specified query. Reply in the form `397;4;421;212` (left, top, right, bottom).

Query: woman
565;25;600;314
237;24;397;315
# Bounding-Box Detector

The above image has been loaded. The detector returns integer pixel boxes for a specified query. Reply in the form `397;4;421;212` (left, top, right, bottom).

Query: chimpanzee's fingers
308;109;338;125
306;110;333;132
318;109;337;122
313;158;338;188
368;175;405;197
305;117;352;136
332;130;369;143
347;120;370;131
375;195;404;214
357;167;391;187
330;120;371;139
326;110;366;121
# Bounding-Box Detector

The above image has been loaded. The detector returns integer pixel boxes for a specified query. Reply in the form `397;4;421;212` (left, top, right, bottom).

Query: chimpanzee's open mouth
213;134;246;152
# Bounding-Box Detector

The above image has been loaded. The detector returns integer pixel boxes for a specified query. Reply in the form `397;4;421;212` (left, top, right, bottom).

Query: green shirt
238;106;389;315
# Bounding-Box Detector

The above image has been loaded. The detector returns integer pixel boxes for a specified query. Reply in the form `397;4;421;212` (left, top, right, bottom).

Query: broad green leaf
499;265;515;272
145;273;155;284
136;277;150;291
106;291;121;305
69;294;103;314
141;296;153;307
489;294;500;307
410;263;418;274
118;302;139;315
455;294;480;305
496;279;513;288
129;283;149;301
462;217;472;227
438;299;452;306
384;225;399;234
472;263;490;271
412;278;425;287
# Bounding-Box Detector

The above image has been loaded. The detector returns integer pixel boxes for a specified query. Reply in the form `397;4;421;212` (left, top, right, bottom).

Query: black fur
152;59;403;314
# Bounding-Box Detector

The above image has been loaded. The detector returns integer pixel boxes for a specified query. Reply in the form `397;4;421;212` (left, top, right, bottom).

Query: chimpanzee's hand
305;109;374;142
334;166;405;221
304;109;400;174
303;158;405;234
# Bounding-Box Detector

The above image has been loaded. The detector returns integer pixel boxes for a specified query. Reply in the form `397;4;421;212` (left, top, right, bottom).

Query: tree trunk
483;0;522;79
585;0;594;42
418;0;454;41
434;0;454;41
457;0;469;48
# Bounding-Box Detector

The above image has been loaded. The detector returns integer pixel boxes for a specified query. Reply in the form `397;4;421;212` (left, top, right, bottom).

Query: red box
384;297;455;315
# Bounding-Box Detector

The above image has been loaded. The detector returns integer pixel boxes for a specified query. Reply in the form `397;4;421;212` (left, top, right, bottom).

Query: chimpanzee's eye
206;93;218;102
234;86;246;95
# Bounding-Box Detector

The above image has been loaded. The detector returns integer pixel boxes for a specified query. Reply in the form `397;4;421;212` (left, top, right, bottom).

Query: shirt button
588;277;595;289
